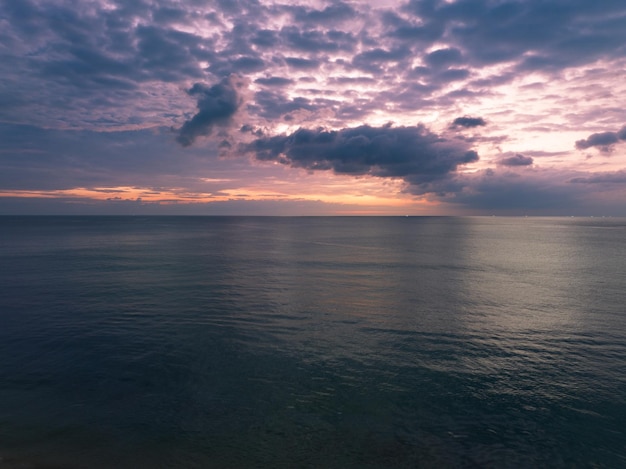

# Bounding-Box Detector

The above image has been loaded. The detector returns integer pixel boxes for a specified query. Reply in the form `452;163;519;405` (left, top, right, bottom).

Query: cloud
405;165;626;215
569;170;626;184
436;68;470;83
575;126;626;152
397;0;626;78
410;168;581;213
244;124;479;189
135;25;206;81
352;47;412;73
207;53;266;77
497;154;534;166
284;57;321;70
424;48;464;68
0;122;226;191
1;0;626;215
254;77;294;87
289;3;356;25
280;26;356;53
451;116;487;129
250;29;279;48
383;11;444;42
249;90;317;120
176;76;245;147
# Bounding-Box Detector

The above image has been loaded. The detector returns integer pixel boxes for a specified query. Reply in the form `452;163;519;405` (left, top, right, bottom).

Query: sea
0;216;624;468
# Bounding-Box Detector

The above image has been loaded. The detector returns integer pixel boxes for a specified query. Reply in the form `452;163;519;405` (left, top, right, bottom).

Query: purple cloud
244;124;479;187
1;0;626;215
176;76;244;147
289;3;356;24
425;48;464;68
254;77;294;87
575;126;626;152
497;154;534;166
451;117;487;129
569;171;626;184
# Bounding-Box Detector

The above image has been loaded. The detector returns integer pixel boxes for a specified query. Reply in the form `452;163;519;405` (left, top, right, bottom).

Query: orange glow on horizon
0;182;440;213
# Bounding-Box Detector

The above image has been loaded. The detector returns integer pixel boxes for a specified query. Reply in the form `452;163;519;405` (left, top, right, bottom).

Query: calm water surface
0;216;625;468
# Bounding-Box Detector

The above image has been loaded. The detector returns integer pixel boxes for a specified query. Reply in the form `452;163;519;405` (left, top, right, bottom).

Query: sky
1;0;625;215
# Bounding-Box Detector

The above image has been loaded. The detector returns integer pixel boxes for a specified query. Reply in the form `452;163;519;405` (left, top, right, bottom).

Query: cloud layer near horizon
1;0;625;215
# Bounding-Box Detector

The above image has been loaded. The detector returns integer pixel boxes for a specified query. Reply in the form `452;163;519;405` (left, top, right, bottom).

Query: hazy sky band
1;0;625;215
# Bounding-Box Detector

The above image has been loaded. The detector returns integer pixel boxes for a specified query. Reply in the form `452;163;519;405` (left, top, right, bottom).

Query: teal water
0;216;625;468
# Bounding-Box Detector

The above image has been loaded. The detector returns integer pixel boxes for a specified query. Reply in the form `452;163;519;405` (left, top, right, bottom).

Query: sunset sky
1;0;625;215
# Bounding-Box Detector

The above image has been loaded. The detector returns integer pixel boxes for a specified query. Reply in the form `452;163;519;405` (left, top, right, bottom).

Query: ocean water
0;216;625;468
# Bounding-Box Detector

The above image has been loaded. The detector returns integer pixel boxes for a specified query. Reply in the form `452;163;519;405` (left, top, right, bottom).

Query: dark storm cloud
498;154;534;167
451;117;487;129
244;124;479;187
575;126;626;152
176;76;244;147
